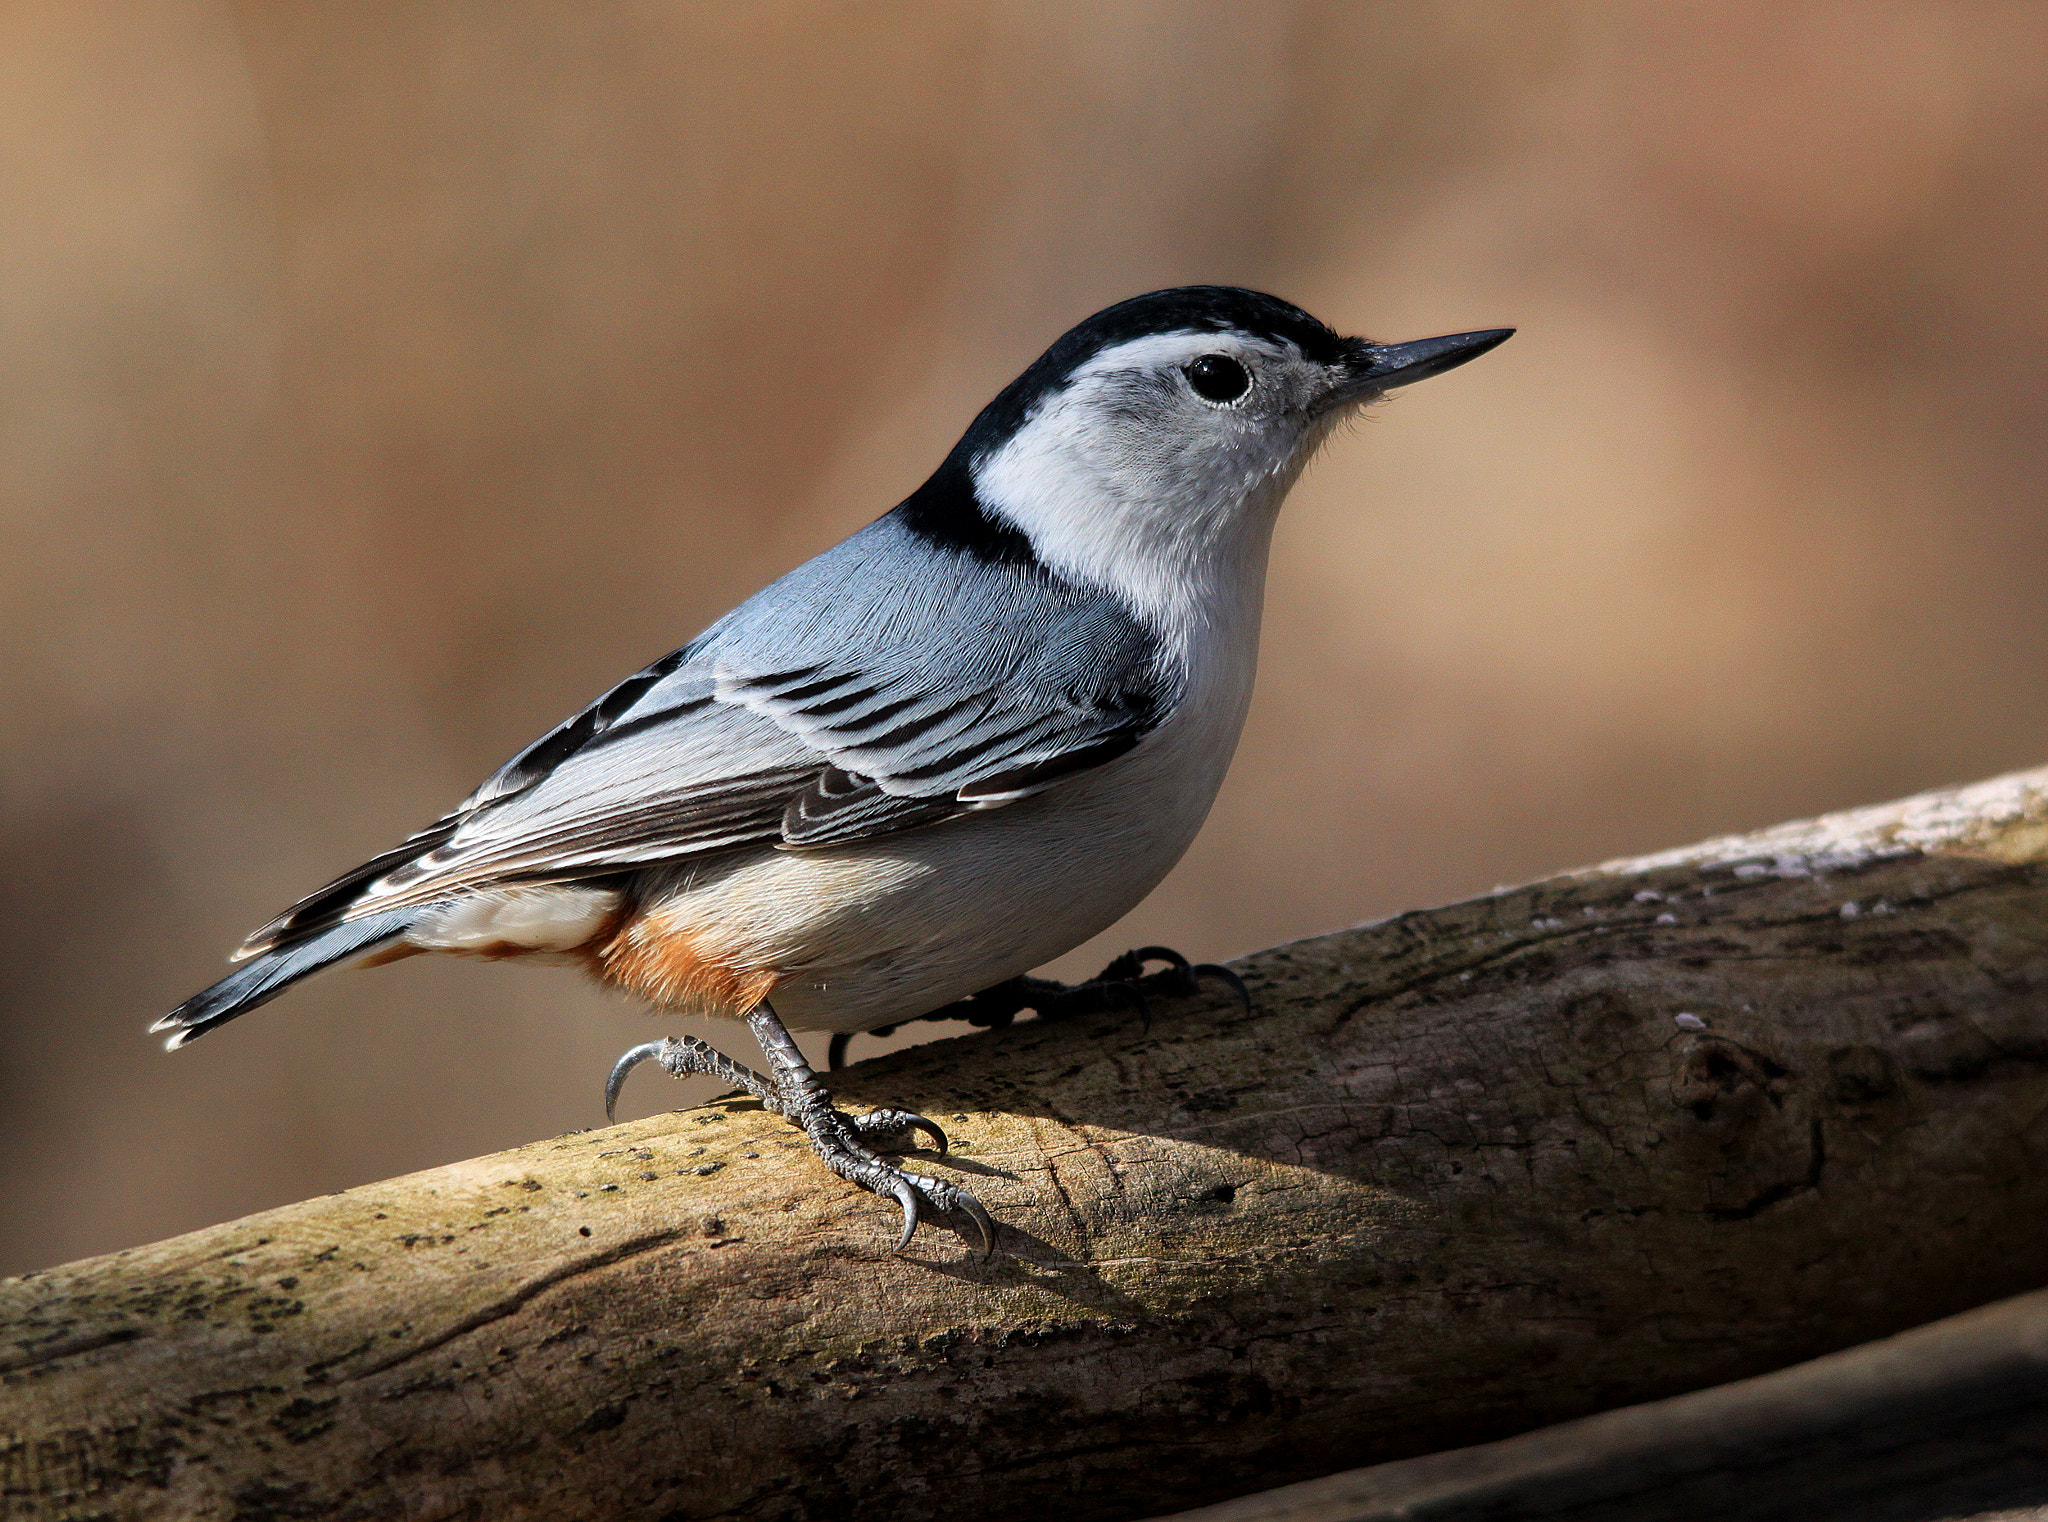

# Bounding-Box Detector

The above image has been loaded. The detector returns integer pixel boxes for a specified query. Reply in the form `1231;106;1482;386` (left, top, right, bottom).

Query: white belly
629;690;1246;1032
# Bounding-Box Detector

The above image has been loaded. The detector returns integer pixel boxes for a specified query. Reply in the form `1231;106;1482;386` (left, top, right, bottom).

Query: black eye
1186;354;1251;403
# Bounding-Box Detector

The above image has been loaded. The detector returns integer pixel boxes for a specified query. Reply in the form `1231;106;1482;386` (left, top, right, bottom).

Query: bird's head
903;286;1510;620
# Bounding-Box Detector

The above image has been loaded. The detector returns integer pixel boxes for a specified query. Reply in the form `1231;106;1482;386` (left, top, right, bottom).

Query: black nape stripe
893;456;1039;568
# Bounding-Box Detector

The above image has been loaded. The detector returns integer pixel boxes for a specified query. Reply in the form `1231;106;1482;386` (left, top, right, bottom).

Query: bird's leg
606;1033;778;1118
744;1003;994;1255
606;1033;950;1155
829;946;1250;1069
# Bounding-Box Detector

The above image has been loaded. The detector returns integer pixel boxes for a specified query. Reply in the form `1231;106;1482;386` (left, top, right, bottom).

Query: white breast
645;550;1273;1033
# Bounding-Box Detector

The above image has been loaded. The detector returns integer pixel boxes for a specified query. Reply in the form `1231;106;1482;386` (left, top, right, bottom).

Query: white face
972;329;1357;624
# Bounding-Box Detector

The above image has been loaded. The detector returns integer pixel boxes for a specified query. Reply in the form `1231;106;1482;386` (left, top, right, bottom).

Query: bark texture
6;768;2048;1521
1153;1284;2048;1522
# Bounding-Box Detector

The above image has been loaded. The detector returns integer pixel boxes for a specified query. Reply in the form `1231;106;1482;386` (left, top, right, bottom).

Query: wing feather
258;511;1179;937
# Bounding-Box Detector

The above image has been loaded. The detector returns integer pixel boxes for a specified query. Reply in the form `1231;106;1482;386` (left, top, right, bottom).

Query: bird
155;286;1511;1256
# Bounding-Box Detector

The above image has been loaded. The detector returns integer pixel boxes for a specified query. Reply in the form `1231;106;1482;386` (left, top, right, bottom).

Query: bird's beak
1326;328;1514;408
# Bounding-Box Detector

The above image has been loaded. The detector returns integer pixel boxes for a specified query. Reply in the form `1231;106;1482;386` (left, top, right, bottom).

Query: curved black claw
604;1039;668;1123
892;1169;995;1259
824;1132;992;1258
849;1107;949;1156
886;1174;921;1254
1191;962;1253;1013
955;1187;997;1258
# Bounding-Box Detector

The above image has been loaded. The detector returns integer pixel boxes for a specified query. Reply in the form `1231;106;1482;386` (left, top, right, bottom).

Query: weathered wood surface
5;768;2048;1521
1152;1285;2048;1522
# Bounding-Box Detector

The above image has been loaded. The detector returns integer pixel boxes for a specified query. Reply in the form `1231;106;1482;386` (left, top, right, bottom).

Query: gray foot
746;1005;994;1257
606;1033;780;1119
602;1020;991;1257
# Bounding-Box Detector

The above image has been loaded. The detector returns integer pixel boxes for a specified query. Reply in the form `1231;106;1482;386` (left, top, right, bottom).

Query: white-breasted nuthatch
158;287;1510;1254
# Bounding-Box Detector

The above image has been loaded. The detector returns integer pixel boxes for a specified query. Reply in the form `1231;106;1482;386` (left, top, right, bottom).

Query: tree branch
1154;1284;2048;1522
6;768;2048;1521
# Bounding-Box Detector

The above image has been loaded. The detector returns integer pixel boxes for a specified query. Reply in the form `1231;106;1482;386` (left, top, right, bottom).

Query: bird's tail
152;909;418;1050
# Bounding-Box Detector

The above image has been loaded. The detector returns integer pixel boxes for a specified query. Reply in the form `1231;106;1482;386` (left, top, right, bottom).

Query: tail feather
233;815;460;960
155;909;418;1049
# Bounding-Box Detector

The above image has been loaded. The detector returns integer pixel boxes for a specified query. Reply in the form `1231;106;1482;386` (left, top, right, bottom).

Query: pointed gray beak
1330;327;1513;406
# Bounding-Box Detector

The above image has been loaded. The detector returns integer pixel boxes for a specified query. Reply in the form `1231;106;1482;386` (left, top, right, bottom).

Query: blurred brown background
4;1;2046;1276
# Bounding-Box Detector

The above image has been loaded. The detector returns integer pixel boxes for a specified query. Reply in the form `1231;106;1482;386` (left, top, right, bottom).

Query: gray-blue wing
240;514;1173;947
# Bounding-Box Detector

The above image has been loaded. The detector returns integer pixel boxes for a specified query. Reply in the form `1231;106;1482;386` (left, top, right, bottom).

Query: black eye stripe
1187;353;1251;403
